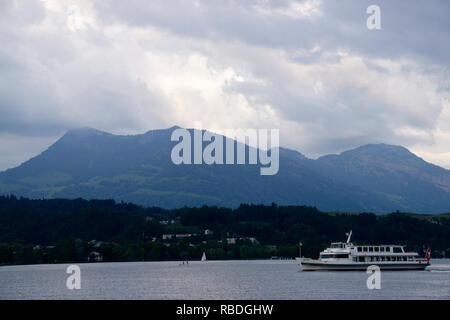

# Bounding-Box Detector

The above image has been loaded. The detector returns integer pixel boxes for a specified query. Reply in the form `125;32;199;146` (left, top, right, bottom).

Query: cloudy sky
1;0;449;170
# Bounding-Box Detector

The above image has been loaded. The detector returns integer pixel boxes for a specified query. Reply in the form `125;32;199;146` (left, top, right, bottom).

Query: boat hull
296;258;429;271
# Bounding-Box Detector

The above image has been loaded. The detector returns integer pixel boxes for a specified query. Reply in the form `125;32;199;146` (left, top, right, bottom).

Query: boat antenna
346;230;352;244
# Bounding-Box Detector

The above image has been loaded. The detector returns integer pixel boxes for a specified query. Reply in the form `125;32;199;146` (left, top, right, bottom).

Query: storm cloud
0;0;449;170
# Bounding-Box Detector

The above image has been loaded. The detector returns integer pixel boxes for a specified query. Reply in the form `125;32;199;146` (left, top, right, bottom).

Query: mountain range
1;126;450;214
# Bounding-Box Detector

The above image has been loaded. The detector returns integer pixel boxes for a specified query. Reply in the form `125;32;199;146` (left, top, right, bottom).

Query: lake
1;259;449;299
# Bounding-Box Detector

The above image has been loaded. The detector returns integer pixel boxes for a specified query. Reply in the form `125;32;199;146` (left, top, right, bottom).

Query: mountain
316;144;450;213
1;127;450;213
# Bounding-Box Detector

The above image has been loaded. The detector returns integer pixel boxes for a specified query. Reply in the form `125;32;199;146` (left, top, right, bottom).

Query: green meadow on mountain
1;127;450;213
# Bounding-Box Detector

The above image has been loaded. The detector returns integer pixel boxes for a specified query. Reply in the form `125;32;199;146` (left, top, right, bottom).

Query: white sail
201;252;207;261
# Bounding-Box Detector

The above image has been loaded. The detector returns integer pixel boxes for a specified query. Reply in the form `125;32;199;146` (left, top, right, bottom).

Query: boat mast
346;230;352;244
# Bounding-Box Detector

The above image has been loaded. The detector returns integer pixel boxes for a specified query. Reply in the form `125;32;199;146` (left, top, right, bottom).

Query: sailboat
201;252;207;262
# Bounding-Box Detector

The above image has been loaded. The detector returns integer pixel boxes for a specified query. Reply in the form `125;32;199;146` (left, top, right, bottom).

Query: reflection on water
1;259;449;300
427;263;450;273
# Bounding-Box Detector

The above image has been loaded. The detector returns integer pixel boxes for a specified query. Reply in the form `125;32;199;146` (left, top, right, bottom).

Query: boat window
320;254;349;259
380;247;385;252
357;247;362;252
363;247;368;252
358;257;365;262
386;247;390;252
387;257;391;261
403;257;407;261
369;247;374;252
393;247;403;253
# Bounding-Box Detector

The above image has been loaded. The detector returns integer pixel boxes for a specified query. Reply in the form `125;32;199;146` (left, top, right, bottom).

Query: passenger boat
296;231;430;271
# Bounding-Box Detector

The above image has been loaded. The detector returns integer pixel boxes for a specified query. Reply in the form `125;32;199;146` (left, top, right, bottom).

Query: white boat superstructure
296;231;430;271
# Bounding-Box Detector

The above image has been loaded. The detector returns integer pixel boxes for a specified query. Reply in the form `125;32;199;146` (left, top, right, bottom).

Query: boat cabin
319;243;419;263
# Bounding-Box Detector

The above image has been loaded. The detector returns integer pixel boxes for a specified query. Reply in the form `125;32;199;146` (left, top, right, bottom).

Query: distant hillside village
77;231;260;263
83;221;261;263
0;196;449;265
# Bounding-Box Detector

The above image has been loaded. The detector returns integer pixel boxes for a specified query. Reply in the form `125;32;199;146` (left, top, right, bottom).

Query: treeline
0;195;449;265
0;238;297;265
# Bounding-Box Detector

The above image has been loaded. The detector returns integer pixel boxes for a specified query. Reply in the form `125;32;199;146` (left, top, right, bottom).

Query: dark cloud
0;0;449;170
94;0;450;65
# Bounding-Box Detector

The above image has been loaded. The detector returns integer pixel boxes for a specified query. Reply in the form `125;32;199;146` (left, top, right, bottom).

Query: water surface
1;259;449;299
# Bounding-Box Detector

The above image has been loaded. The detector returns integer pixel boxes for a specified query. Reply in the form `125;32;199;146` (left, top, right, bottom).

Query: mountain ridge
1;126;449;214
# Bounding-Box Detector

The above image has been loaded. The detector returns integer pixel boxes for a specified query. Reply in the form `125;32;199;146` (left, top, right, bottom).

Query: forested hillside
0;196;449;265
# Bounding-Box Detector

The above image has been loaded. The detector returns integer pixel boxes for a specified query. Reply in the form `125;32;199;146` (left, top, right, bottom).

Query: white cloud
0;0;449;170
253;0;322;19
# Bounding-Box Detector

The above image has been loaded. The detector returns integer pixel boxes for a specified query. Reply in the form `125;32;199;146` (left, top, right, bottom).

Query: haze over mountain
1;127;450;214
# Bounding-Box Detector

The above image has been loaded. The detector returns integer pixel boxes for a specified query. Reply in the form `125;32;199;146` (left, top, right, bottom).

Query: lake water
1;259;449;300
